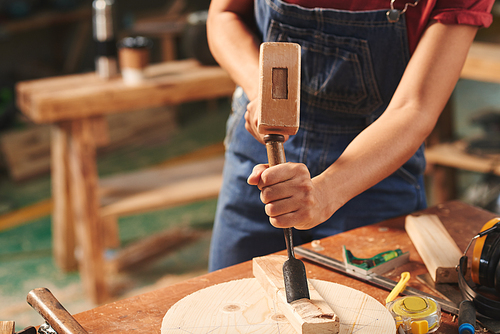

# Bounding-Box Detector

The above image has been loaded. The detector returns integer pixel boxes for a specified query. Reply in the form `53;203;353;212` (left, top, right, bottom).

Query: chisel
257;42;309;303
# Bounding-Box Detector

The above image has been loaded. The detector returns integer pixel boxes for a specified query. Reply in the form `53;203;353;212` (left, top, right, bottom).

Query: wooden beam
425;141;500;176
405;214;463;283
16;60;235;123
99;156;224;217
100;173;222;218
461;42;500;84
0;199;52;233
253;255;339;334
109;228;204;273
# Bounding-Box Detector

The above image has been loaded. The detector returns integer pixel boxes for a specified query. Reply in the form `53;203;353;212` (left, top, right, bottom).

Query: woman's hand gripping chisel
257;42;310;303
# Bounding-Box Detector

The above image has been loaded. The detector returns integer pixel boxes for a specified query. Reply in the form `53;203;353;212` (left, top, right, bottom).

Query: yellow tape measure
385;272;441;334
386;296;441;334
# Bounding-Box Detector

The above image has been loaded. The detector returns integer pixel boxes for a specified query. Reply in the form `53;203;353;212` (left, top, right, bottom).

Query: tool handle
264;134;295;255
27;288;88;334
264;134;286;166
458;300;476;334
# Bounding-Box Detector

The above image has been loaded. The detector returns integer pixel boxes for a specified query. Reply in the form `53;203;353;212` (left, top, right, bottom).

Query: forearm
207;0;260;100
315;22;478;218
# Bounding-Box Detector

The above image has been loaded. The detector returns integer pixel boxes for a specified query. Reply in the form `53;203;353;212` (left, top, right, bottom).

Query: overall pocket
267;20;383;118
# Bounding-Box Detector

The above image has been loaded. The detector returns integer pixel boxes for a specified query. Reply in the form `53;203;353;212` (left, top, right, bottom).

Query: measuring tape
387;296;441;334
385;272;441;334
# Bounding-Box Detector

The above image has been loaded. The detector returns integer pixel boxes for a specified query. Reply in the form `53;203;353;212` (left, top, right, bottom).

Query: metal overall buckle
386;0;419;23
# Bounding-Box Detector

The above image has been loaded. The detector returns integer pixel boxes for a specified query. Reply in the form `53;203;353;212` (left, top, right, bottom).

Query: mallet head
257;42;301;136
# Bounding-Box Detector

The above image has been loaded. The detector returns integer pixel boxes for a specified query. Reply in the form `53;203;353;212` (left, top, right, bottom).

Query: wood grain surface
16;60;235;123
405;214;463;283
160;278;395;334
253;255;339;333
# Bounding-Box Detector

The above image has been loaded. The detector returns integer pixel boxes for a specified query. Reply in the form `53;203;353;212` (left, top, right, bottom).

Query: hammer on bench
26;288;88;334
257;42;310;303
0;288;86;334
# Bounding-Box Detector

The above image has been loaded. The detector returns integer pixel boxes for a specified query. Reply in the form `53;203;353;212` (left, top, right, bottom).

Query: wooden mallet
257;42;309;303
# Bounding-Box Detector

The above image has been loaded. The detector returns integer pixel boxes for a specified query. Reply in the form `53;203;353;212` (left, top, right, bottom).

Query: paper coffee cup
118;36;152;85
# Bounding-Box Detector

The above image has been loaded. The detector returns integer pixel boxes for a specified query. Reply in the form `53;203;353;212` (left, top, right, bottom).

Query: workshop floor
0;99;230;331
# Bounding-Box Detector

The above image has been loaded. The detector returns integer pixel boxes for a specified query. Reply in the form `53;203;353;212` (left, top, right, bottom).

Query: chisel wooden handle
27;288;88;334
264;134;295;258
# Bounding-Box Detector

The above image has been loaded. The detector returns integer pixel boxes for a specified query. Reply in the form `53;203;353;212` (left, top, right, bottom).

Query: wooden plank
0;199;52;233
16;60;235;123
405;214;463;283
109;228;203;273
425;141;500;176
0;321;15;334
100;173;222;218
99;155;224;206
253;255;339;334
68;118;107;303
52;123;78;272
461;42;500;84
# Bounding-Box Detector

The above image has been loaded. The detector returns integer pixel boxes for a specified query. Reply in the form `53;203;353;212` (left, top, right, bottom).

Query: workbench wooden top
16;59;235;124
71;201;496;333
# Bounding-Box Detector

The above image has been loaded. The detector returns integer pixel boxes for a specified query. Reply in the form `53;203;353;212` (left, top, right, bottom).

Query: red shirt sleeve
430;0;495;27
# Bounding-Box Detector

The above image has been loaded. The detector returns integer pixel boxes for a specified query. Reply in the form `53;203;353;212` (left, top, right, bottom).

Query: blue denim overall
209;0;427;271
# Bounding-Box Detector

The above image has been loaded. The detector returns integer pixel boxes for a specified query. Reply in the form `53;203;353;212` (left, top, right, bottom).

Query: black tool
458;300;476;334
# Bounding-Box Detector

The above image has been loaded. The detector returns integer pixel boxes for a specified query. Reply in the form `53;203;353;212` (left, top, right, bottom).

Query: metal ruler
295;246;459;315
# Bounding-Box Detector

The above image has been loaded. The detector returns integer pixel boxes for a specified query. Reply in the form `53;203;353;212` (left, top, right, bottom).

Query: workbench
69;201;497;333
16;59;235;304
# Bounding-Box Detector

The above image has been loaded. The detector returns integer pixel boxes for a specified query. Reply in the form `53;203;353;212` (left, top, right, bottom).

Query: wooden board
99;156;224;217
253;255;339;333
161;278;395;334
16;59;235;123
461;42;500;84
405;214;463;283
425;141;500;176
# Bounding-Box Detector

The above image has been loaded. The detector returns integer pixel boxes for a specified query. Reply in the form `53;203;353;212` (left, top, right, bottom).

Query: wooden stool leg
51;123;78;271
68;118;108;304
